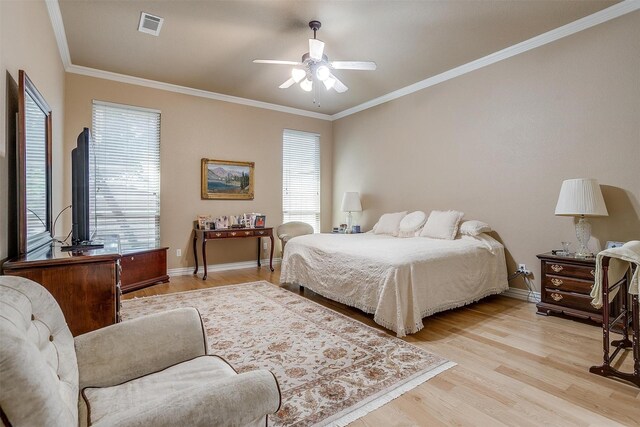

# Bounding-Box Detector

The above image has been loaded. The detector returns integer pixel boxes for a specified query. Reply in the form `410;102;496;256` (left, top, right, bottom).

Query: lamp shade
341;192;362;212
555;178;608;217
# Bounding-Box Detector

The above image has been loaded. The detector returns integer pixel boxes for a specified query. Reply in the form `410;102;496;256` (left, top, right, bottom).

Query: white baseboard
168;258;282;277
502;287;540;303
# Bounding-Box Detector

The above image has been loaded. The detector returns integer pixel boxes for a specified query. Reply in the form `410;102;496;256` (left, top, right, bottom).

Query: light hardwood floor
125;267;640;426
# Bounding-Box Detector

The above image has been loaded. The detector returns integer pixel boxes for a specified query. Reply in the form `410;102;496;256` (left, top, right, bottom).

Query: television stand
61;242;104;252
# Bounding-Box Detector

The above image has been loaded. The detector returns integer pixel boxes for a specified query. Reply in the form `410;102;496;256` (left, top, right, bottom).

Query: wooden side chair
589;255;639;387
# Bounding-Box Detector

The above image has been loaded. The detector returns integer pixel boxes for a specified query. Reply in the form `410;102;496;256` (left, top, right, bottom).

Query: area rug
121;281;454;426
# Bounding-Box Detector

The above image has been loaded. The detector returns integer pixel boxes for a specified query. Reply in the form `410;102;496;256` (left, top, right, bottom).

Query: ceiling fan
253;20;376;95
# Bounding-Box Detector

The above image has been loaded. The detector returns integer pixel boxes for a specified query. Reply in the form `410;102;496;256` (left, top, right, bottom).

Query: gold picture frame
201;158;254;200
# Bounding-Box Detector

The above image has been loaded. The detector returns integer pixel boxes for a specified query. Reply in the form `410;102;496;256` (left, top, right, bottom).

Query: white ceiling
58;0;619;116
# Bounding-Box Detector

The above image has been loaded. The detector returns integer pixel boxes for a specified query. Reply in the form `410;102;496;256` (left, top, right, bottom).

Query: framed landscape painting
201;158;254;200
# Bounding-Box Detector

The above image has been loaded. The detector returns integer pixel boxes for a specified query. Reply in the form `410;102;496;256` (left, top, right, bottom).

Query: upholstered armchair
276;221;314;254
0;276;281;427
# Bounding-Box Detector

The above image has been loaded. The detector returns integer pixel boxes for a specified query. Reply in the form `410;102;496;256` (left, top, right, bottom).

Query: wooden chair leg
589;259;640;388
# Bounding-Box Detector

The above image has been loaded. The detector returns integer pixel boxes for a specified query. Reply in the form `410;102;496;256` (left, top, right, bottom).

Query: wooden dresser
2;241;121;336
536;252;620;323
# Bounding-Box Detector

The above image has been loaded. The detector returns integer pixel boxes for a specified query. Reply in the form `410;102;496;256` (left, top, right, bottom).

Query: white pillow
420;210;464;240
398;211;427;238
373;211;408;236
459;220;491;236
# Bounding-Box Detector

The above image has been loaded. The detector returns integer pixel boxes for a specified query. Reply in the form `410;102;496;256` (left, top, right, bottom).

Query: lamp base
575;216;592;257
346;212;353;234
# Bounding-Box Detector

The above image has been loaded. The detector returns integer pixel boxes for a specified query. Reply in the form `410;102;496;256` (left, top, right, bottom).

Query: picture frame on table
196;215;212;230
215;216;229;230
201;158;254;200
255;215;266;228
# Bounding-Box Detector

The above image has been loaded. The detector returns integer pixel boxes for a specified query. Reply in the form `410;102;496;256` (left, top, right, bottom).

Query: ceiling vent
138;12;163;36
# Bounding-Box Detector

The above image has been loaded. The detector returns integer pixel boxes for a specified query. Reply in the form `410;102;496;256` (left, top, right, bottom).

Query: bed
280;232;509;337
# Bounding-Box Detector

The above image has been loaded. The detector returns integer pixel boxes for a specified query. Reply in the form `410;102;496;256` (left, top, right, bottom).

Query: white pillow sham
459;220;492;236
373;211;408;236
398;211;427;238
420;210;464;240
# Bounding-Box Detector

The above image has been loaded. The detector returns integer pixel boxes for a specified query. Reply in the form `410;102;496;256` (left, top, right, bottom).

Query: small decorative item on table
605;241;626;249
352;225;361;233
255;215;266;228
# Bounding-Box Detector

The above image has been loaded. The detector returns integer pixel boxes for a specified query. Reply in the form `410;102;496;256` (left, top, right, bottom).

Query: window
91;101;161;252
282;129;321;232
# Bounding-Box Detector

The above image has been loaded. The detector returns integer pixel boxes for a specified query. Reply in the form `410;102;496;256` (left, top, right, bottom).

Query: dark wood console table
193;227;274;280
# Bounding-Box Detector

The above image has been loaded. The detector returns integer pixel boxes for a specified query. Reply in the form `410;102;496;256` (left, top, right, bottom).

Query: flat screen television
61;128;103;251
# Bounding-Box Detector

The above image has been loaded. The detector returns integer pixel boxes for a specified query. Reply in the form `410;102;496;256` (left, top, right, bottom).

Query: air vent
138;12;163;36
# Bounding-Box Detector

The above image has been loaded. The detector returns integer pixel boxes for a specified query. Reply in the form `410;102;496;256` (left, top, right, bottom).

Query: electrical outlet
263;241;268;250
518;264;531;275
176;249;182;257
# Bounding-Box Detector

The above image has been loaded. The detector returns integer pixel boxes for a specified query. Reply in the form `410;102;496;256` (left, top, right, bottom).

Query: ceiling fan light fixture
322;76;336;90
300;78;313;92
309;38;325;61
291;68;306;83
316;65;331;81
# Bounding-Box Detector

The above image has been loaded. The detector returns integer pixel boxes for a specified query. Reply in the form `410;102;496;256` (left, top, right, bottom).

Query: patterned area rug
121;281;454;426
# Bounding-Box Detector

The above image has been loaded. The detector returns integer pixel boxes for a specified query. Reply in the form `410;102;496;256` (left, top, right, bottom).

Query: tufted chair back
0;276;79;426
276;221;314;254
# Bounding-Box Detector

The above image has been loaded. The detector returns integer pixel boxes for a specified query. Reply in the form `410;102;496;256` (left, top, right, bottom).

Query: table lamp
555;178;608;257
341;192;362;233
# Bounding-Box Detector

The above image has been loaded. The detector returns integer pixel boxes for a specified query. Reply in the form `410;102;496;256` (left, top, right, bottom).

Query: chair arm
94;370;282;427
75;308;207;389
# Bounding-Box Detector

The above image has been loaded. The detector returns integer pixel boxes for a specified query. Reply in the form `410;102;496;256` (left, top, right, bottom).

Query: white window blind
91;101;161;252
283;129;320;232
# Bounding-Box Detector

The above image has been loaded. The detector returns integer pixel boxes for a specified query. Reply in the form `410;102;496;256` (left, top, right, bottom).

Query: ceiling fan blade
332;75;348;93
309;38;325;61
331;61;377;71
253;60;300;65
279;77;296;89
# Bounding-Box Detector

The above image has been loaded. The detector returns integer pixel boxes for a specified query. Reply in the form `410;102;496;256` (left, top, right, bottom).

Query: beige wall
0;0;65;261
332;12;640;292
64;74;332;269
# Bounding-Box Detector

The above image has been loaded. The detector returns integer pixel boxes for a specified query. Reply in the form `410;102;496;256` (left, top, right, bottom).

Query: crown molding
331;0;640;120
65;64;333;120
45;0;71;68
46;0;639;122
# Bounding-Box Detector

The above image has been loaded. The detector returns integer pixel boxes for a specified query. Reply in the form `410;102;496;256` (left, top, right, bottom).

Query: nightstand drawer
543;275;593;294
543;289;598;313
544;262;596;280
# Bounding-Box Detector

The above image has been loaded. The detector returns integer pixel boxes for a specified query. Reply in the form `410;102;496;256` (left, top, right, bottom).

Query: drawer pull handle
550;264;563;273
245;231;251;235
550;278;563;287
551;293;563;302
590;270;595;277
215;233;222;237
231;232;237;236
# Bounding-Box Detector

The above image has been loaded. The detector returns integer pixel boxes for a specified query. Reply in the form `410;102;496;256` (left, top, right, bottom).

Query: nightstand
536;252;621;324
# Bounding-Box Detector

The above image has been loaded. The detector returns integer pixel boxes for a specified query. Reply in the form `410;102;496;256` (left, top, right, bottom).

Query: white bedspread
280;233;509;337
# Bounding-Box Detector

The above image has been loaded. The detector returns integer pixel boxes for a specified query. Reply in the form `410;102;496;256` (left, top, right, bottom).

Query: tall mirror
18;70;53;254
